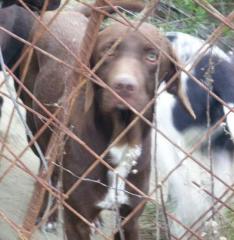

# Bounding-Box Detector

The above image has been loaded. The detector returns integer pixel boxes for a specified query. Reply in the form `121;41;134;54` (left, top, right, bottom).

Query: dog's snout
113;82;135;92
112;74;138;95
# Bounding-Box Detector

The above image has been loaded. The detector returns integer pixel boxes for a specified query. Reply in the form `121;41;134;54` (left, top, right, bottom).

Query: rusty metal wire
0;0;233;239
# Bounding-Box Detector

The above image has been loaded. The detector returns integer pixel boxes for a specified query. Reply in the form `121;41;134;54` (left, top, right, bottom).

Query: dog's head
2;0;60;11
91;22;195;118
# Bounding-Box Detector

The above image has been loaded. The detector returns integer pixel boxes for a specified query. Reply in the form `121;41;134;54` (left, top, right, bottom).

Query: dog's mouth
114;98;131;109
101;88;148;115
115;108;133;125
112;94;138;111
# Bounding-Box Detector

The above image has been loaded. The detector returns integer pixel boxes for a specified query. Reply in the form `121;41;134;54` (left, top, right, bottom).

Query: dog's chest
97;144;142;210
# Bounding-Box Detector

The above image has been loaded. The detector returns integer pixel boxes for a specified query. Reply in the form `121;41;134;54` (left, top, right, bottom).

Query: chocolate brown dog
22;8;194;239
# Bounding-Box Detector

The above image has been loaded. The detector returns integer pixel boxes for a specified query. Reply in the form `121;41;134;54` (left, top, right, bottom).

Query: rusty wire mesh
0;0;234;239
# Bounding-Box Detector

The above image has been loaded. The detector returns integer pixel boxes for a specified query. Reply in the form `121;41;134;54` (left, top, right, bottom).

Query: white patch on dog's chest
97;144;142;210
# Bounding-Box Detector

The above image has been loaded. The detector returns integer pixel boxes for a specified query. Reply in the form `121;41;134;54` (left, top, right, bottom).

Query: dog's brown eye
107;49;115;57
145;51;157;63
101;41;116;56
99;49;115;61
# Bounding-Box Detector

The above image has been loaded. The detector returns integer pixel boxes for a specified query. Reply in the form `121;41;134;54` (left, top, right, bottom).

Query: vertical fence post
21;1;106;238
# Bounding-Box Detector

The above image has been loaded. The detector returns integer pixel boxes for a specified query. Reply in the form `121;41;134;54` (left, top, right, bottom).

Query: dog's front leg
64;209;91;240
114;204;142;240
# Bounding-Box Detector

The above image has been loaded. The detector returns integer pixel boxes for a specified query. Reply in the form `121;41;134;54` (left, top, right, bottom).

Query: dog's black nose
112;74;138;96
113;82;135;93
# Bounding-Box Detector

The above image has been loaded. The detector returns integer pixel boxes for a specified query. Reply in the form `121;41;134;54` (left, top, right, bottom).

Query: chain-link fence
0;0;233;239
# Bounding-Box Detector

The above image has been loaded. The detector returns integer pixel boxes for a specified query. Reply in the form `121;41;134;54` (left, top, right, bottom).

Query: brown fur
76;0;144;18
22;12;184;240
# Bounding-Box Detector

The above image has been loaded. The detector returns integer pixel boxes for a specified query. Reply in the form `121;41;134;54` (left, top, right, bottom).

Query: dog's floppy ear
84;80;94;113
164;48;196;119
84;54;97;113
